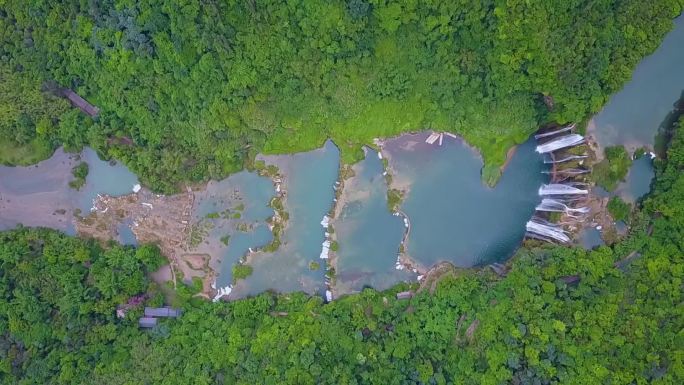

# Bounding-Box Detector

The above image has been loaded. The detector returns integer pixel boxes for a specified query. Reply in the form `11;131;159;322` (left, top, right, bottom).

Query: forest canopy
1;1;682;190
1;116;683;384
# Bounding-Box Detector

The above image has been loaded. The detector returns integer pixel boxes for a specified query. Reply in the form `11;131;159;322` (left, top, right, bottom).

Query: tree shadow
654;89;684;157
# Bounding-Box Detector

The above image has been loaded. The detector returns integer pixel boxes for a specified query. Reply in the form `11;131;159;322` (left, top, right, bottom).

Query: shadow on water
654;90;684;157
591;15;684;151
613;91;683;205
579;227;604;250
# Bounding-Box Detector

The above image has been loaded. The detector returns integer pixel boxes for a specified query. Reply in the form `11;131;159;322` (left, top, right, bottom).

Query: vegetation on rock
231;264;254;282
1;115;683;385
593;146;633;191
1;1;681;190
68;161;89;190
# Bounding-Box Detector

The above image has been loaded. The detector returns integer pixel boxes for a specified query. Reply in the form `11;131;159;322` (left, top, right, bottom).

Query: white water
536;198;589;214
526;219;570;243
538;183;589;196
535;134;584;153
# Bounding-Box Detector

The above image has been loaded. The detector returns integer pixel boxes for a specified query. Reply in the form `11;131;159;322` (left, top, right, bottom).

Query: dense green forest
1;117;682;384
1;1;682;190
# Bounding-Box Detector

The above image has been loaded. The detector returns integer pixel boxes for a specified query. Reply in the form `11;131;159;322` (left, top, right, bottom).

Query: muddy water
333;148;411;295
383;134;547;268
589;16;684;152
0;147;138;234
232;140;340;297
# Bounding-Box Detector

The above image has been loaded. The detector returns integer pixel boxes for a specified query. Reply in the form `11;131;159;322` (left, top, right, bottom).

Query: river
3;17;681;297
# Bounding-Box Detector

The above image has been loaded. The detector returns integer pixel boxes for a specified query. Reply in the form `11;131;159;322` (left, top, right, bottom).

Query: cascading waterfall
526;218;570;243
536;198;589;214
544;154;588;164
542;168;590;176
534;124;576;139
524;121;588;245
538;183;588;196
535;134;584;153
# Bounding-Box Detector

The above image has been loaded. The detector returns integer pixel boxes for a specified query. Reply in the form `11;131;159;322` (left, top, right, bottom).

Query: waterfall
544;154;587;164
535;134;584;153
538;183;588;196
526;219;570;243
536;198;590;214
542;168;590;176
534;124;576;139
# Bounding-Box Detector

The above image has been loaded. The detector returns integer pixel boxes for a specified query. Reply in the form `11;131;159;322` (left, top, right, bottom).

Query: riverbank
0;130;612;302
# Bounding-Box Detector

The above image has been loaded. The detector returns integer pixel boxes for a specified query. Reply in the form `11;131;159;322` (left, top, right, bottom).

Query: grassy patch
232;264;253;282
387;189;404;212
68;161;89;190
607;196;631;222
0;137;54;166
220;235;231;246
188;220;213;248
309;261;320;271
547;212;562;223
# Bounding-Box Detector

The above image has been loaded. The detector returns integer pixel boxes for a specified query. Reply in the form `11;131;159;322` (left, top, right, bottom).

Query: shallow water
384;134;547;268
233;140;340;296
615;156;655;203
76;148;139;212
590;16;684;151
0;148;77;233
0;147;138;233
333;148;411;295
580;227;604;250
117;219;138;246
615;221;629;236
188;171;275;287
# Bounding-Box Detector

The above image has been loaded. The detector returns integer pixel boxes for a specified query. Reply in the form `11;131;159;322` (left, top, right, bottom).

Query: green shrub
232;264;254;282
592;146;632;191
68;162;89;190
607;196;631;222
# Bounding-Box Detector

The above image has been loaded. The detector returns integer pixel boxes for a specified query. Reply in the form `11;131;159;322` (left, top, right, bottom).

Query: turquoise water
333;148;410;294
615;156;655;203
195;171;274;222
189;171;275;287
76;148;139;213
216;225;273;287
384;134;547;268
590;16;684;151
234;140;340;296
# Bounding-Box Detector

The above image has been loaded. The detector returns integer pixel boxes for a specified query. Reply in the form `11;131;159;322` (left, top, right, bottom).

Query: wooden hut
138;317;158;328
144;307;182;318
59;88;100;117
